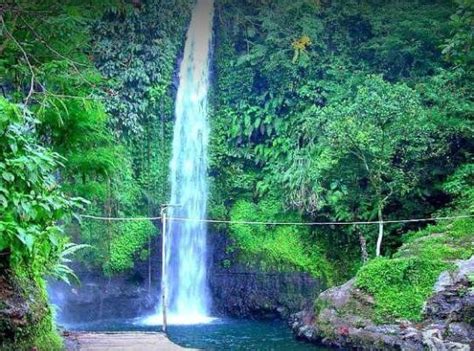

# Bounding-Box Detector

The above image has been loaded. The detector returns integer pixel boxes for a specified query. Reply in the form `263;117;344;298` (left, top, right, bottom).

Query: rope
79;213;474;226
80;214;162;221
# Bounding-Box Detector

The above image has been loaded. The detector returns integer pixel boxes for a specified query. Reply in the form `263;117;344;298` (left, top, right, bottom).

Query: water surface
65;318;331;351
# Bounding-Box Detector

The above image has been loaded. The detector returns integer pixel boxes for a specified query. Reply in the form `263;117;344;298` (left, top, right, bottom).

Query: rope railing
80;214;162;221
79;213;474;226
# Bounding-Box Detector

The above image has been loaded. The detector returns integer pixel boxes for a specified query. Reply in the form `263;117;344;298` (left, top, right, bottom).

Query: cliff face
290;256;474;351
209;270;320;319
48;236;162;324
48;264;160;324
49;231;323;325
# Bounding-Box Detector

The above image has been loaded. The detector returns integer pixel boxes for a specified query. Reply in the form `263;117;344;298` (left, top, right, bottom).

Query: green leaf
16;228;35;252
2;172;14;182
0;195;7;208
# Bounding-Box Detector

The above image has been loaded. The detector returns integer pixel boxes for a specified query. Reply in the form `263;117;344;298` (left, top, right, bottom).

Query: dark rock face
50;231;323;324
0;256;30;342
48;246;162;324
0;251;55;348
290;256;474;350
48;267;160;324
209;270;320;319
208;231;324;319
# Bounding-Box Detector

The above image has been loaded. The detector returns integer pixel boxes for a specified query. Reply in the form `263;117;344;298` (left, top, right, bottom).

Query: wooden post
376;206;384;257
161;206;168;333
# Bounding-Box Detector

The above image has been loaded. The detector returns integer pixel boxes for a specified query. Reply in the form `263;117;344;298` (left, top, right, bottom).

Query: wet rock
446;323;472;344
0;276;30;340
50;231;323;324
48;263;160;323
425;257;474;322
289;310;319;341
209;269;321;319
0;252;55;348
319;279;355;309
423;327;470;351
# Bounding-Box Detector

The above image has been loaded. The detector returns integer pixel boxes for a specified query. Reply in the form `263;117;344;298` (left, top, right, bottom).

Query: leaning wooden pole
161;207;168;333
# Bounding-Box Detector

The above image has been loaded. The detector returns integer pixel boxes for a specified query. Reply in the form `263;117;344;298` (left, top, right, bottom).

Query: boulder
290;256;474;350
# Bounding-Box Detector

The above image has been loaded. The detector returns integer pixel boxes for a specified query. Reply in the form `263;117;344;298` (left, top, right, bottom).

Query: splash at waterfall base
140;312;216;326
139;221;322;326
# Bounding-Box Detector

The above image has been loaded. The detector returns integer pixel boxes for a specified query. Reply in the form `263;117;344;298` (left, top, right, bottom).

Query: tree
441;0;474;68
309;76;442;256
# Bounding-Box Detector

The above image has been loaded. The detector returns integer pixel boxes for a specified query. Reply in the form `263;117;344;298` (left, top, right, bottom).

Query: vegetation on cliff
210;0;472;284
356;218;473;322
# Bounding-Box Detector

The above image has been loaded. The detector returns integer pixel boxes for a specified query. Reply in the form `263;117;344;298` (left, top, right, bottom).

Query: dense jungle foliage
0;0;473;348
0;0;191;348
1;0;193;275
209;0;473;283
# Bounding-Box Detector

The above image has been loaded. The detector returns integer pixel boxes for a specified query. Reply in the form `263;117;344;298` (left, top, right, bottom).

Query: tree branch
18;15;97;89
0;15;35;105
0;11;18;56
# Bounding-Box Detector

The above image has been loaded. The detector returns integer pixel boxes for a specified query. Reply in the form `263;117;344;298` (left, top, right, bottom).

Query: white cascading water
166;0;214;322
143;0;214;325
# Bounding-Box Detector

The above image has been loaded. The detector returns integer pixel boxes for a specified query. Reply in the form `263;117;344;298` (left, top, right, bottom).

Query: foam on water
138;314;217;326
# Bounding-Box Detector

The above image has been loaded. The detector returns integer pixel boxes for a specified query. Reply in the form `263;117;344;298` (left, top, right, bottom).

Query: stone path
64;331;192;351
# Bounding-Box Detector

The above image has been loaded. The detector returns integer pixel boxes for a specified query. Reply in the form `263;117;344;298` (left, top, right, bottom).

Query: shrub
229;199;332;281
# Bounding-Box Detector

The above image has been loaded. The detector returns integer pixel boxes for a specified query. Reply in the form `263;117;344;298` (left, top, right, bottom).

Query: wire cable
79;214;474;226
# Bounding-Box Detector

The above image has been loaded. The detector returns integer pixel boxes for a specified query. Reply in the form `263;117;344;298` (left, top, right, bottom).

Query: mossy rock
0;261;62;351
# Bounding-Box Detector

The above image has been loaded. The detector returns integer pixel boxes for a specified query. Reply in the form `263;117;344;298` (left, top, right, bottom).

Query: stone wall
208;231;323;319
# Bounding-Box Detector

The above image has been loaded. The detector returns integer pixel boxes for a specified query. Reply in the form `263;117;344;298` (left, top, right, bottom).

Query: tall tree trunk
376;205;384;257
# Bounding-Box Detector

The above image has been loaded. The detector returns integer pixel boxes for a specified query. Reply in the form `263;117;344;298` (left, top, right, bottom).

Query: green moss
397;218;473;262
355;256;449;322
314;297;330;315
104;220;156;275
1;267;63;351
355;218;474;323
229;199;333;281
3;314;63;351
78;217;157;275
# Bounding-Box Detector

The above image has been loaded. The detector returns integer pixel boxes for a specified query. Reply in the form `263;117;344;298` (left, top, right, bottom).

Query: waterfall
165;0;214;323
